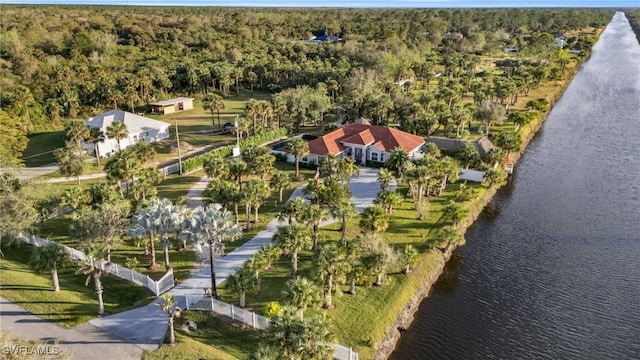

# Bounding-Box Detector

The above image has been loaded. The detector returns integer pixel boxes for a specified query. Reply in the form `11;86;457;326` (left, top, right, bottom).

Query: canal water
390;11;640;360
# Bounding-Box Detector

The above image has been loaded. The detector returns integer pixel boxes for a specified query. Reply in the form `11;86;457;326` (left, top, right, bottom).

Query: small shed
149;97;194;115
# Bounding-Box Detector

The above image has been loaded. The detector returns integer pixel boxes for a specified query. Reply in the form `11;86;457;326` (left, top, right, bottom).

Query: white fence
18;233;175;296
182;294;358;360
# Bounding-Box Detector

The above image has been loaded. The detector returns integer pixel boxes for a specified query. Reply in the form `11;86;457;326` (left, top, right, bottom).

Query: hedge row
181;128;289;173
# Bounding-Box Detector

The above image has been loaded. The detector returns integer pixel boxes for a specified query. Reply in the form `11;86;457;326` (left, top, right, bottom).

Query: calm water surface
390;11;640;360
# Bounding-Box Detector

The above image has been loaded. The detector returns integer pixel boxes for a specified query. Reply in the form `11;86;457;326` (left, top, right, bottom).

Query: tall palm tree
319;154;340;176
180;205;242;298
277;197;307;224
202;93;225;128
300;204;329;250
359;205;389;234
273;223;312;276
244;252;268;281
377;168;395;191
374;190;403;215
442;201;468;227
385;147;410;180
156;293;181;345
337;157;360;183
65;120;89;149
226;158;248;188
329;199;358;244
60;186;89;210
315;243;348;309
246;179;271;223
85;127;105;165
400;245;419;274
76;245;111;315
106;121;128;152
151;199;186;271
285;137;309;180
282;277;320;320
129;205;160;269
227;268;257;307
203;154;228;179
270;171;291;204
30;242;71;292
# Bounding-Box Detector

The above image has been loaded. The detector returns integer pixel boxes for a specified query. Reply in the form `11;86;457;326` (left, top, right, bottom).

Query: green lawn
21;130;65;167
0;243;156;328
144;311;264;360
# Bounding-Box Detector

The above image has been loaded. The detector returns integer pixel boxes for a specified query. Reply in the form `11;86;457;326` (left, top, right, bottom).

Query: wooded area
0;6;614;166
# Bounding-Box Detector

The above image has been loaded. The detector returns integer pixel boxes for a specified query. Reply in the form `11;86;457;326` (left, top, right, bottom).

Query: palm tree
202;93;225;128
385;147;410;179
315;243;347;309
246;179;271;223
76;202;128;263
270;171;291;204
227;268;257;308
329;199;358;244
344;239;364;295
60;186;89;210
377;168;395;191
300;204;328;250
282;277;320;320
273;223;312;276
285;137;309;180
442;201;468;227
106;121;128;152
277;197;307;224
319;154;340;176
266;306;333;360
400;245;419;274
434;225;466;253
151;199;186;271
156;293;181;345
76;245;111;316
129;205;160;269
259;244;281;270
374;190;403;215
337;157;360;183
226;158;248;188
244;253;268;281
361;235;397;286
203;154;228;179
180;205;242;298
85;127;105;165
65;120;89;149
30;242;71;292
359;205;389;234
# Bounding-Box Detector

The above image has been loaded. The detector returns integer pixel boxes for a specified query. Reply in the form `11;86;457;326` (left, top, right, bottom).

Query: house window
346;148;353;157
133;135;138;143
371;153;378;162
380;153;385;162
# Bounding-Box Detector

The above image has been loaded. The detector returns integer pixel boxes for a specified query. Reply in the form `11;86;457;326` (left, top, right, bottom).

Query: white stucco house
306;124;425;166
84;110;170;158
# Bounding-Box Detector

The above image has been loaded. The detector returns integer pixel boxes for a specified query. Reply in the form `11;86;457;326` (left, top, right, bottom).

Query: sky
2;0;639;7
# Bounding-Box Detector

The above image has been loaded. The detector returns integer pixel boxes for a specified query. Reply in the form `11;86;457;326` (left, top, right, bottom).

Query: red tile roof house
306;124;426;166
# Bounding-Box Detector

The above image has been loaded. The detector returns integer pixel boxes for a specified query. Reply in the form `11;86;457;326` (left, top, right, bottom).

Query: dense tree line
0;6;612;166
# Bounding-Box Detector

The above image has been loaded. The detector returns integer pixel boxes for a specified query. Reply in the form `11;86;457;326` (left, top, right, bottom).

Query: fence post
231;304;235;321
252;312;256;328
115;264;119;277
210;296;214;312
349;347;353;360
185;295;190;310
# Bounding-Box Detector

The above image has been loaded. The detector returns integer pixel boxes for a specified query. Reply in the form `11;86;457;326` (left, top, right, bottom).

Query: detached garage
149;97;194;115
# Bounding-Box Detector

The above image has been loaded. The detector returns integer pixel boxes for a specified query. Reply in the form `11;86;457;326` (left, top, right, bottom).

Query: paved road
90;167;394;351
0;165;59;180
1;167;394;356
0;296;144;360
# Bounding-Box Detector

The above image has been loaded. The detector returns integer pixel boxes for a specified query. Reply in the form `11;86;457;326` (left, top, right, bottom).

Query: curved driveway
3;167;394;357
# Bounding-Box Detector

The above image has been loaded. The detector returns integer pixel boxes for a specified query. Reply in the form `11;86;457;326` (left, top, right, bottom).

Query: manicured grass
216;180;486;359
22;130;65;167
156;169;205;203
144;311;261;360
0;243;156;328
